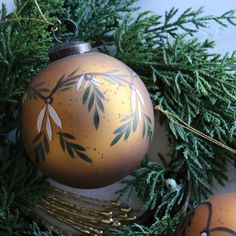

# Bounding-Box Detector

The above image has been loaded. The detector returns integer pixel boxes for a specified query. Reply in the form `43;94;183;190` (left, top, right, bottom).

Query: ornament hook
51;18;79;43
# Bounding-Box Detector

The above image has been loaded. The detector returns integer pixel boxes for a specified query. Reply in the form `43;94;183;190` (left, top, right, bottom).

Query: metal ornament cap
48;41;92;62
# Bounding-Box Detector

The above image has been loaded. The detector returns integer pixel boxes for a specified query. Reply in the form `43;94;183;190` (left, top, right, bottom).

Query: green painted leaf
75;150;93;163
38;143;45;161
83;86;91;104
124;124;131;140
60;133;75;139
146;115;152;124
69;68;79;77
40;148;45;161
94;108;100;129
33;133;42;144
96;97;105;113
149;130;153;143
114;123;129;134
43;135;49;154
64;81;77;87
66;142;74;158
60;135;65;151
121;114;133;122
132;115;138;132
142;122;146;138
88;93;95;111
38;88;50;92
110;132;124;146
57;74;65;85
34;81;45;88
58;87;72;92
94;88;105;100
71;143;86;151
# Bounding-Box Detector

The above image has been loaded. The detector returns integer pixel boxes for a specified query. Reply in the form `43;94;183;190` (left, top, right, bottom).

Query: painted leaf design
71;143;86;151
146;116;152;124
91;78;101;87
132;115;138;132
94;88;105;100
94;108;100;130
76;75;84;91
121;114;133;122
137;101;142;121
43;135;49;153
124;125;131;140
33;133;49;162
35;144;45;162
136;89;145;105
84;80;89;89
142;115;153;142
33;132;43;144
48;104;62;128
66;142;74;158
111;132;124;146
114;123;129;134
142;121;146;138
83;86;91;104
96;97;105;113
88;93;95;111
46;115;52;141
58;132;92;163
75;150;92;163
60;134;65;151
131;89;136;113
60;133;75;139
38;88;50;93
111;113;142;146
105;69;119;73
57;74;65;84
69;68;80;77
37;105;46;133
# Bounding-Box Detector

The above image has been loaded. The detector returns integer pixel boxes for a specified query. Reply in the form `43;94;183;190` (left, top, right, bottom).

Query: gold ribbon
155;105;236;154
0;0;55;26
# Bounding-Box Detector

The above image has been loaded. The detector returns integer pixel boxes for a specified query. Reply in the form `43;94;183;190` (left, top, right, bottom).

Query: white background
1;0;236;203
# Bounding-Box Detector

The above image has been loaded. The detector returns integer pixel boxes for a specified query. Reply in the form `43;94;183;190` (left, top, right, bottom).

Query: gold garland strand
32;0;53;25
35;185;137;235
0;0;55;26
155;105;236;154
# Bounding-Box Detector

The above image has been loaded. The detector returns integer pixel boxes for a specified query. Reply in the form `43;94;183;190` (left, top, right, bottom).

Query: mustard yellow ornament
21;39;154;188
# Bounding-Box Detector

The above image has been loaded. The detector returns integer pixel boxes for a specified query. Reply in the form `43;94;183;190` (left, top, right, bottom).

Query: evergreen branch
111;215;180;236
152;8;236;37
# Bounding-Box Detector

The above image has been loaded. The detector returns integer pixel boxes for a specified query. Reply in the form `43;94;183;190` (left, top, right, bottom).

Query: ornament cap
48;41;92;62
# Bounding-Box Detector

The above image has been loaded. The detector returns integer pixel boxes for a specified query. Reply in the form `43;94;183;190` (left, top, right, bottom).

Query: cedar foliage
0;0;236;235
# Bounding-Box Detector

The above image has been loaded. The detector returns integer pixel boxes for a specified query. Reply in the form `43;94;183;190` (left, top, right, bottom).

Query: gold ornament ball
21;43;154;188
175;193;236;236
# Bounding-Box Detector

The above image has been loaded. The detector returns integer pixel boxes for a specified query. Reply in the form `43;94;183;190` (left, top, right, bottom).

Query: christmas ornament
175;193;236;236
21;19;154;188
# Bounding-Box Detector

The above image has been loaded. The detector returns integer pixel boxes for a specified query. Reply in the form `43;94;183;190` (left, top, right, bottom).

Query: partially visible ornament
175;193;236;236
20;19;154;188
